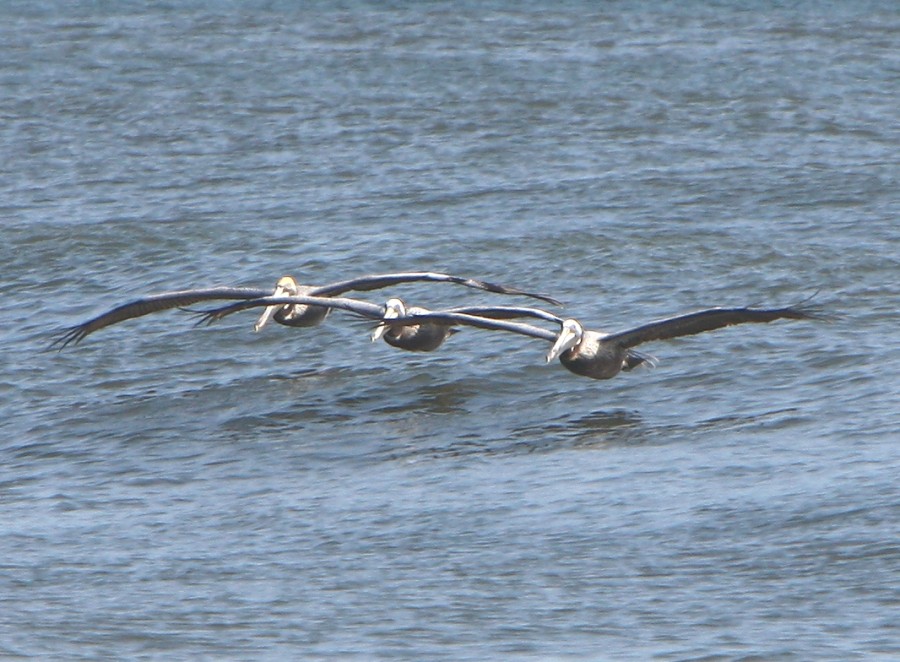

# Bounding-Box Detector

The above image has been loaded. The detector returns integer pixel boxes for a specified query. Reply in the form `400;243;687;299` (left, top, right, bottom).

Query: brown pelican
195;294;564;353
375;302;825;380
50;271;561;349
370;298;449;351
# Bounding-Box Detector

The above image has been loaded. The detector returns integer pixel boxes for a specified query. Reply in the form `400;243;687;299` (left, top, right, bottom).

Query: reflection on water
373;408;648;464
513;409;645;451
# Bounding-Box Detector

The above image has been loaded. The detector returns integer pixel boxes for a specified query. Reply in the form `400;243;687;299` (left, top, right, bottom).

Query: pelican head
255;275;300;332
371;298;407;342
546;319;584;363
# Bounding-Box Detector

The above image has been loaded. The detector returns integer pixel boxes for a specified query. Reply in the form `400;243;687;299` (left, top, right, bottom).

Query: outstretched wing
308;272;563;306
380;311;560;343
604;303;827;349
445;305;564;325
193;295;387;326
50;286;271;350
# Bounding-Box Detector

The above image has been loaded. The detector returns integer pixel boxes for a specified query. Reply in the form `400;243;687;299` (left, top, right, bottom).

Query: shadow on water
372;407;648;465
369;375;483;416
213;364;485;429
509;409;646;452
366;401;814;466
50;344;821;469
688;406;809;433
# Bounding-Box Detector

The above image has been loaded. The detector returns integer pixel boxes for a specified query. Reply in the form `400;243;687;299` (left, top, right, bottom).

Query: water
2;1;898;659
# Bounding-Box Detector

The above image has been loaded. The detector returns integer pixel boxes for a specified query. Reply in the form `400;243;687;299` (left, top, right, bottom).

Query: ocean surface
2;1;898;659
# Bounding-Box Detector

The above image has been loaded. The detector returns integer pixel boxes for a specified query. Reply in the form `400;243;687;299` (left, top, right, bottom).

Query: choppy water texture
2;1;898;659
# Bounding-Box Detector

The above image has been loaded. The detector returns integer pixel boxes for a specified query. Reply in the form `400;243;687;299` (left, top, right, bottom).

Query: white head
254;275;299;332
371;298;407;342
546;318;584;363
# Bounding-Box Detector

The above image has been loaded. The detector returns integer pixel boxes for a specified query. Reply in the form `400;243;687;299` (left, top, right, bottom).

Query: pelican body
547;319;652;379
371;298;450;351
253;276;328;331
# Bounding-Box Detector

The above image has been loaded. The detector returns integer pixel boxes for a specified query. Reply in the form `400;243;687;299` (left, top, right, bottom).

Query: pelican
369;298;563;352
50;271;561;349
371;298;448;351
195;294;564;353
375;302;825;380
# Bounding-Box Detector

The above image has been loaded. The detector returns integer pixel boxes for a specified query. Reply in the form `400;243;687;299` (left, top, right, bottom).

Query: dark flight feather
604;303;827;349
50;287;271;350
309;272;562;306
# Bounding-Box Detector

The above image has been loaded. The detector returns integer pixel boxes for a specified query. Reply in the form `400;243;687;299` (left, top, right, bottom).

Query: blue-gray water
2;2;898;659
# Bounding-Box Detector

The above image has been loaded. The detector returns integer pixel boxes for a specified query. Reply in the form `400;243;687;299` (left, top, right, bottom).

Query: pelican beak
546;322;581;363
254;283;288;332
372;299;404;342
371;322;389;342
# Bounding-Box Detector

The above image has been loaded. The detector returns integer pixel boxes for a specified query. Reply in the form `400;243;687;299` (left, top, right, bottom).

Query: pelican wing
194;295;387;326
604;303;826;349
445;305;564;325
50;287;271;349
308;272;563;306
381;311;559;343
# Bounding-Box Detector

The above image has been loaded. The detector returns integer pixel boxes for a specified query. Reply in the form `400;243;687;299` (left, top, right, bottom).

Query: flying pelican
369;298;566;351
50;271;561;349
371;297;450;351
374;302;825;380
195;294;564;353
